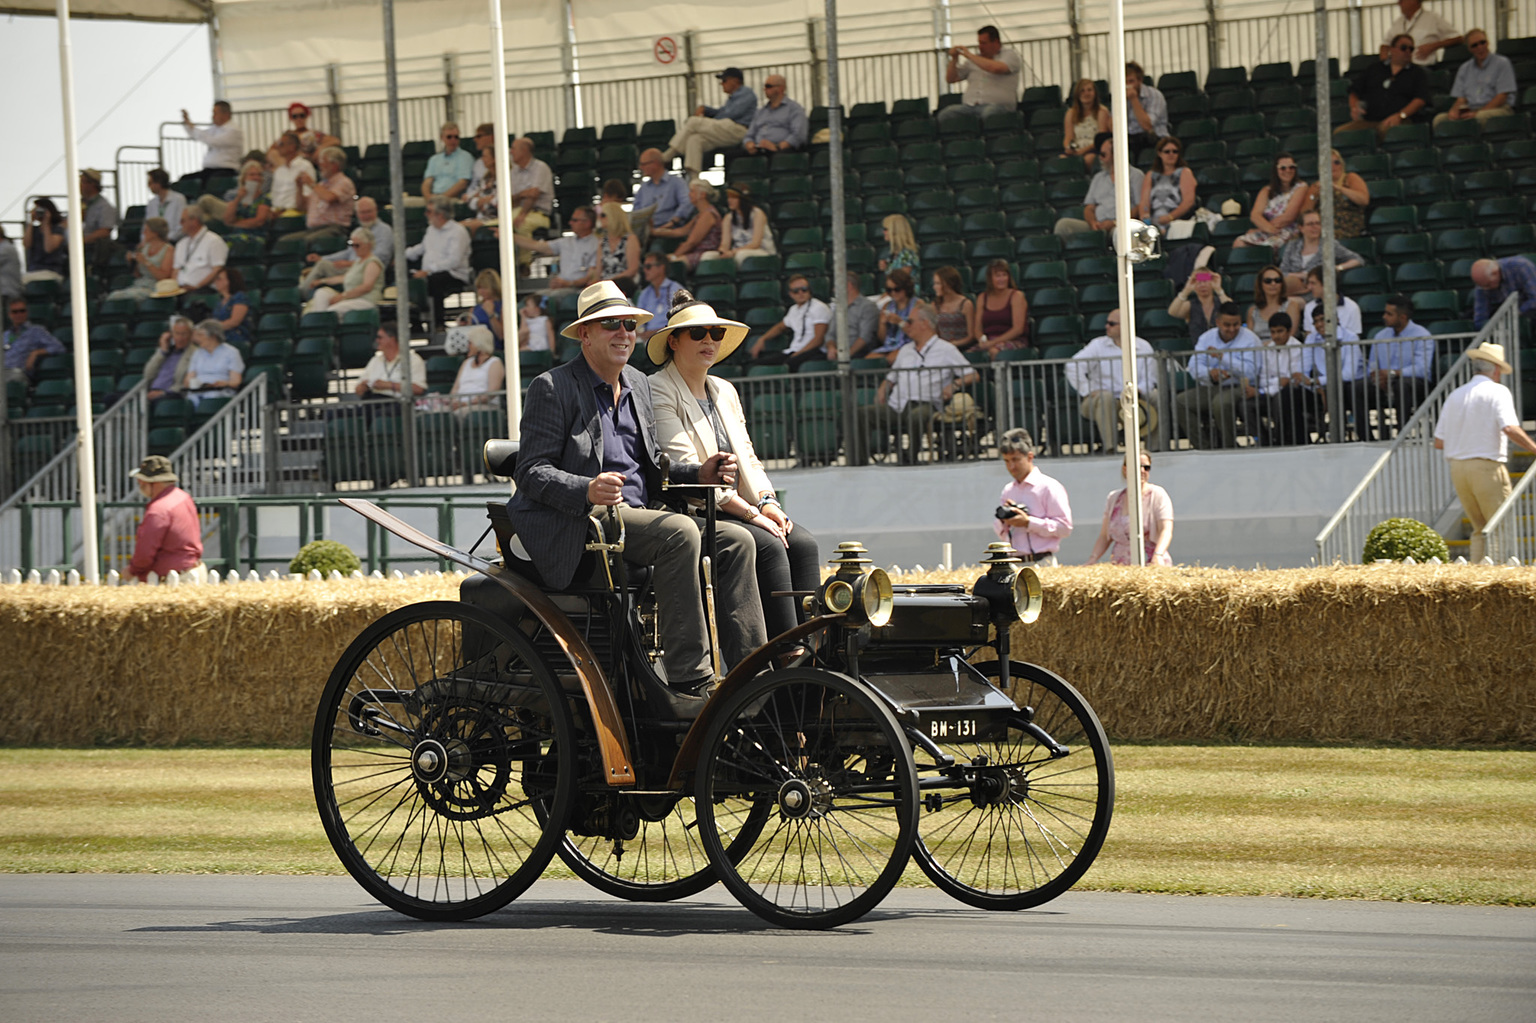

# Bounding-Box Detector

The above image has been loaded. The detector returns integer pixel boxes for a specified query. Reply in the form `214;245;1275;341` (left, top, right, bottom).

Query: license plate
926;717;978;741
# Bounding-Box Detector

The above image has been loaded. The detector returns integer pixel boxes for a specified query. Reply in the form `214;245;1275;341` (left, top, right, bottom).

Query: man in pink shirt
127;456;205;583
993;428;1073;566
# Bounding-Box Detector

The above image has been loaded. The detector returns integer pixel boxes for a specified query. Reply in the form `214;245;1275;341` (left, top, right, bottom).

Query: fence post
1495;0;1511;43
1067;0;1085;86
684;31;698;115
808;18;825;108
326;63;342;141
443;52;459;125
1204;0;1221;72
1347;0;1363;58
560;0;579;130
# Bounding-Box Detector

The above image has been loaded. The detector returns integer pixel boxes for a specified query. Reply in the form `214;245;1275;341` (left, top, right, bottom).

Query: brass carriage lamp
973;542;1043;624
817;542;894;627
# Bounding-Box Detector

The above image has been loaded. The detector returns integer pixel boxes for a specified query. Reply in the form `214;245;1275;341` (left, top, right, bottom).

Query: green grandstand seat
1031;287;1078;316
949;163;997;188
1205;66;1248;90
1021;261;1069;288
1069;256;1116;284
1489;224;1536;258
1340;265;1391;297
1442;143;1493;173
1432;228;1488;262
1411;289;1462;320
1008;207;1056;236
955;186;999;212
1333;130;1376;158
1168;94;1210;120
1174;118;1218;142
1420;200;1471;230
1035;314;1085;347
1013;235;1063;264
943;139;987;164
1368;206;1420;235
89;323;128;348
1432;118;1481;146
1457;169;1514;202
960;210;1006;239
1403;173;1453;204
1000;182;1048;212
1392;261;1445;290
1479;111;1530;144
1157;70;1198;96
1392;149;1441;175
1380;233;1432;265
1381;124;1430;153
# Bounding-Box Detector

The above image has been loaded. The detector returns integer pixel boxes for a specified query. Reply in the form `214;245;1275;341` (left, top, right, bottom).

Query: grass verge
2;746;1532;904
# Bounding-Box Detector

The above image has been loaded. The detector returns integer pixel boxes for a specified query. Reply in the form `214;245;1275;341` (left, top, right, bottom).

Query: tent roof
0;0;211;23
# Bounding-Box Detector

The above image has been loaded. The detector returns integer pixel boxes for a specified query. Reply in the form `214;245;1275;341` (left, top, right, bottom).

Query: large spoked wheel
911;660;1114;910
695;669;919;929
556;794;769;902
312;600;575;921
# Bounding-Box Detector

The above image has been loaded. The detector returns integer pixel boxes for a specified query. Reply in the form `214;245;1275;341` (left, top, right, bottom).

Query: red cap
288;102;310;117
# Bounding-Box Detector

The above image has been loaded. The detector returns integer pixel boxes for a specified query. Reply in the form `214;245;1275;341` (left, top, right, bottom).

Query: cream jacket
650;360;776;509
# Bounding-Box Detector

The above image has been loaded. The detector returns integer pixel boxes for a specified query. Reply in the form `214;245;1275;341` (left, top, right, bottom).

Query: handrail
0;381;147;515
1481;454;1536;565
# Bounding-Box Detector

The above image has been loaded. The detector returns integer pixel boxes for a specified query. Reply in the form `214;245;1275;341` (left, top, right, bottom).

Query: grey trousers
619;506;766;683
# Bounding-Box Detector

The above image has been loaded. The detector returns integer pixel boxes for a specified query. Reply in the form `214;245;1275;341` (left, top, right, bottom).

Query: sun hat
152;278;186;298
128;455;177;484
1465;341;1512;374
80;168;103;184
559;280;654;340
646;300;750;366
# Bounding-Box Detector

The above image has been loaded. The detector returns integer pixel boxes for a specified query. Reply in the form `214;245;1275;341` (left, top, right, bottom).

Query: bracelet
758;495;781;510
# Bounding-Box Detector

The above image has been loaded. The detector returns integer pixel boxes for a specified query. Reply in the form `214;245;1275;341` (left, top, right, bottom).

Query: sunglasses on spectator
1470;39;1489;47
1262;276;1283;284
1278;163;1297;171
684;325;728;341
1139;463;1152;472
1160;146;1179;154
1106;319;1121;326
1396;43;1414;51
789;285;809;293
596;318;637;332
443;133;459;139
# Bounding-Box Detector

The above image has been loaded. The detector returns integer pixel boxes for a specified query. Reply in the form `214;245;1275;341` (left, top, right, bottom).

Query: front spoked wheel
312;601;575;921
911;660;1114;910
695;669;918;929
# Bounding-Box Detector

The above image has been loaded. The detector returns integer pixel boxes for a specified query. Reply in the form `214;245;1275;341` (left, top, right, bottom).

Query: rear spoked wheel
695;669;918;929
911;660;1114;910
312;601;575;921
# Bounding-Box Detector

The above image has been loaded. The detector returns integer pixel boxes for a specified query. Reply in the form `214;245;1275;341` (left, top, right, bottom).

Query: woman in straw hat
649;289;820;639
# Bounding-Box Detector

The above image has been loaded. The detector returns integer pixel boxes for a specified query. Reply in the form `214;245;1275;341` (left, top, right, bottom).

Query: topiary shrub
289;540;362;577
1362;518;1449;563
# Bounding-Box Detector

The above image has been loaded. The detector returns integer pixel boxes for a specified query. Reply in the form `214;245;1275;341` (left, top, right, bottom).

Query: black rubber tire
694;668;919;929
911;660;1114;910
312;601;575;921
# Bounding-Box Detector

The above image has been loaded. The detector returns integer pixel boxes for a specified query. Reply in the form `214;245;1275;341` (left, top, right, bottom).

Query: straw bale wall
1;566;1533;746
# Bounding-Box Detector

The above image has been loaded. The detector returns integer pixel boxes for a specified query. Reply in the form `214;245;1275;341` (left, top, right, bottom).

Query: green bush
1362;518;1449;563
289;540;362;577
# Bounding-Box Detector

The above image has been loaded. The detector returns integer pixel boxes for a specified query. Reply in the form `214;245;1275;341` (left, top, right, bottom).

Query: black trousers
738;517;821;638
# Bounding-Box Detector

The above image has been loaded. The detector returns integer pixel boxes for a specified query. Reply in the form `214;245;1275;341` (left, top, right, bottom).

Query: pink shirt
307;173;356;229
994;467;1073;557
129;486;203;581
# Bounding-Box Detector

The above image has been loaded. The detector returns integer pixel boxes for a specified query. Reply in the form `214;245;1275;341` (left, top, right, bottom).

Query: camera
994;500;1024;521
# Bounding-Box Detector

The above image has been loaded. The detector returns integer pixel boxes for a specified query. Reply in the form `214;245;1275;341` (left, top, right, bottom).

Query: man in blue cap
662;67;757;179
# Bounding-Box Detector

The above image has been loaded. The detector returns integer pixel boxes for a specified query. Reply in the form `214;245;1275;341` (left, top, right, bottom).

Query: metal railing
1483;453;1536;565
1315;295;1523;564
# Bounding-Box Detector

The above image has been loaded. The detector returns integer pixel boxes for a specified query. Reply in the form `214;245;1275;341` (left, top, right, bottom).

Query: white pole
57;0;99;583
1107;0;1145;566
488;0;521;438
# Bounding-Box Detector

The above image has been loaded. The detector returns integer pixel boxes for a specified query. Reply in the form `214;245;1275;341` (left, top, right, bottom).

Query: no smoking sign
654;36;677;64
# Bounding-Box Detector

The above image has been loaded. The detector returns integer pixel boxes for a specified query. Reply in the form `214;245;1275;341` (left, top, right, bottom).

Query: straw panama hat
646;301;750;366
152;278;186;298
128;455;178;484
1466;341;1512;374
559;281;653;340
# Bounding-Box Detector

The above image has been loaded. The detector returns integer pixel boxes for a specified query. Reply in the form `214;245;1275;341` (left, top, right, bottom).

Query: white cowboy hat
1465;341;1512;374
646;300;750;366
559;280;653;340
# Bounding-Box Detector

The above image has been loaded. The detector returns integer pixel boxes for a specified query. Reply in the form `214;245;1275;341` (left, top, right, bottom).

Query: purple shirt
994;467;1073;557
1472;256;1536;329
3;323;64;373
575;356;649;508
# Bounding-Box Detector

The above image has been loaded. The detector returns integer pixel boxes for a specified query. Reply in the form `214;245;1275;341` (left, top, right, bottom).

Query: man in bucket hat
1433;342;1536;562
507;282;766;695
127;456;206;583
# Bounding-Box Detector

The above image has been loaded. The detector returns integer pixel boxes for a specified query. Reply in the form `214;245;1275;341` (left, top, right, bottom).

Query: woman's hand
751;511;788;546
760;502;790;532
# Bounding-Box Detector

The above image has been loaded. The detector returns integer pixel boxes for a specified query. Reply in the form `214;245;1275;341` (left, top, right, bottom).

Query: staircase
1445;450;1534;561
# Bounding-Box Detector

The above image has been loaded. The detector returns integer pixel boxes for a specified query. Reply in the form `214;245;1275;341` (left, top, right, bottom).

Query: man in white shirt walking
1433;342;1536;562
1065;308;1159;452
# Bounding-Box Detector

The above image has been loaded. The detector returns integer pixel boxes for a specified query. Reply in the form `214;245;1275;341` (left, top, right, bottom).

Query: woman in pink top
127;456;204;582
1087;453;1174;565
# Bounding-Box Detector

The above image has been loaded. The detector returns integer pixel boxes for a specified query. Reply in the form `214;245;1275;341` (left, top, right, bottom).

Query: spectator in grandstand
945;25;1021;114
632;148;691;238
1247;264;1304;337
127;456;204;584
1169;262;1231;343
109;218;176;303
469;123;496;191
1279;211;1365;295
973;259;1030;357
854;302;979;465
657;182;723;271
834;271;883;358
747;273;833;369
144;169;187;242
742;75;808;156
1087;451;1173;566
301;197;393;298
1174;301;1264;449
663;68;757;178
304;227;384;317
220;160;274;243
292;146;355;247
282;103;339;158
459;268;503;345
1123;63;1170;159
877;214;918;274
1436;30;1517;127
459;144;498;236
406;197;473;322
1055;135;1144;236
1435;341;1536;562
208;267;253;351
1300;304;1368;438
1307;149;1370;240
172;207;228;294
1065;308;1159;453
1140;136;1197;234
1366;294;1435;437
1339;35;1432;138
513;203;598;293
180;101;244;190
75;169;119;268
1381;0;1462;65
1062;77;1112;169
21;199;66;284
931;265;976;349
993;427;1072;565
635;253;682;341
1471;257;1536;328
449;325;505;410
266;133;314;221
518;293;551;352
3;298;63;384
143;316;195;400
716;185;775;265
649;288;821;639
1300;264;1364;336
0;227;21;307
1232;152;1308;250
355;323;427;399
507;137;555;270
874;267;919;359
183;320;244;407
592;202;640;288
421;122;474;201
1257;311;1315;446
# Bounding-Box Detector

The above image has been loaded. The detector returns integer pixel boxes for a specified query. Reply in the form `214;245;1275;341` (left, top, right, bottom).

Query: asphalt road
2;875;1531;1022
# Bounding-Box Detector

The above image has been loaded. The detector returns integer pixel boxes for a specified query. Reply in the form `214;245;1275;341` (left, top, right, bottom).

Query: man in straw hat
507;282;765;694
1433;342;1536;562
127;456;206;584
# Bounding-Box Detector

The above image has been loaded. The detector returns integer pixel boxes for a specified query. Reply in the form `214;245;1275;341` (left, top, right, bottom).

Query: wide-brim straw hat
559;281;653;339
152;278;186;298
1466;341;1512;374
646;301;750;366
128;455;177;484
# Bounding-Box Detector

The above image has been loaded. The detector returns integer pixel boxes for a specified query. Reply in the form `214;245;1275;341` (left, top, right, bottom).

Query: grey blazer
507;358;698;589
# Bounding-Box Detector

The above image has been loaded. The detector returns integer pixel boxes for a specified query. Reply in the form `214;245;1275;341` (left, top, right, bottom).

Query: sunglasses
596;318;638;332
1262;276;1283;284
684;325;729;341
1160;147;1180;154
789;285;809;294
1470;39;1489;47
1106;320;1121;326
1139;464;1152;472
1278;164;1297;171
443;134;459;139
1396;43;1414;51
